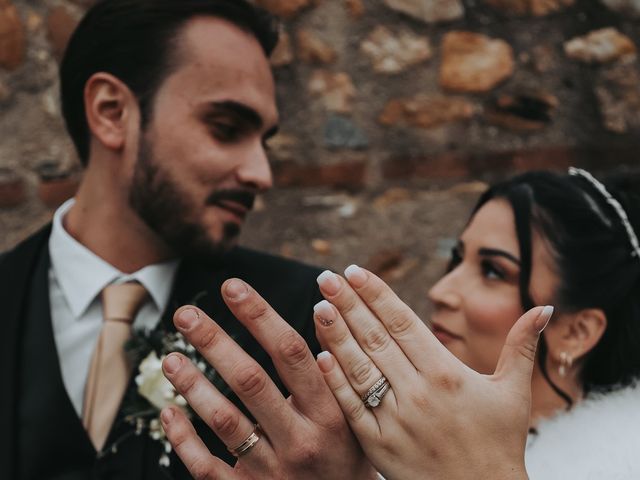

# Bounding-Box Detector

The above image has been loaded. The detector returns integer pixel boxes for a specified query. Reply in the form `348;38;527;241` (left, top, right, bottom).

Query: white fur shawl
525;383;640;479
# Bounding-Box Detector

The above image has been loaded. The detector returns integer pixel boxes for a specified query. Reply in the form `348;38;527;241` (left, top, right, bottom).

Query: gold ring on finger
228;424;262;457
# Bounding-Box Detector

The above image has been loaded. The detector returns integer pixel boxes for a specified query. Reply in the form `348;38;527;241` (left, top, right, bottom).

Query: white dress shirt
48;199;180;417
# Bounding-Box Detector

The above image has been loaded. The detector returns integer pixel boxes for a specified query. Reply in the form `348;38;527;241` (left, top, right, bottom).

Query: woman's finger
162;352;274;467
316;270;416;382
494;306;553;389
314;300;387;398
316;351;380;439
343;265;446;368
161;405;237;480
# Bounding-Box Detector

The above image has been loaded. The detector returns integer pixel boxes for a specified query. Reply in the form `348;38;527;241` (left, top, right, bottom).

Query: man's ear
545;309;607;363
84;72;138;153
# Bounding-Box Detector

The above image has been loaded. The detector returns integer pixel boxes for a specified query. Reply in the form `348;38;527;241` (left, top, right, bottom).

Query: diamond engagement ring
362;376;391;408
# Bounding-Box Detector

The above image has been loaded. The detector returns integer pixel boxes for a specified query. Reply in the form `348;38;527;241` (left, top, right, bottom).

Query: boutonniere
102;290;229;469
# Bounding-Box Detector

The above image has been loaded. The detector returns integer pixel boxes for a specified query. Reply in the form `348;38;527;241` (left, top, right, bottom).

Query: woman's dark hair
471;170;640;401
60;0;279;165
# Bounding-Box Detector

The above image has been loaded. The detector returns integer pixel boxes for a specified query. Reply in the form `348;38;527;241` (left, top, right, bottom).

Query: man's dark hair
470;170;640;402
60;0;279;165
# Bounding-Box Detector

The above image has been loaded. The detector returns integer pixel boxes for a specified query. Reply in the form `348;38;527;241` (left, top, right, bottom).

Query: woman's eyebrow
478;248;521;266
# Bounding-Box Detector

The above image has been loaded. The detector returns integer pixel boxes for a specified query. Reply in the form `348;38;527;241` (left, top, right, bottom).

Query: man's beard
129;137;253;264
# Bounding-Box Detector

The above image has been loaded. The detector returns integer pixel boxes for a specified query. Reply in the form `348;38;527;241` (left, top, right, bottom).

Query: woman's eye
481;260;505;280
447;247;462;272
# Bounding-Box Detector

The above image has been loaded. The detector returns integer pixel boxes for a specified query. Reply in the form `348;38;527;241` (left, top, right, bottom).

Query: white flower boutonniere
136;350;188;412
102;326;228;470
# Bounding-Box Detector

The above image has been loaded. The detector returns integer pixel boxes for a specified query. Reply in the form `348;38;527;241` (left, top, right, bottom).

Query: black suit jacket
0;226;323;479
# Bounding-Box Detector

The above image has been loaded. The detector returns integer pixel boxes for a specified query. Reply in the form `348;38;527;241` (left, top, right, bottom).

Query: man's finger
494;306;554;388
172;305;294;445
220;279;336;423
161;406;236;480
162;352;273;466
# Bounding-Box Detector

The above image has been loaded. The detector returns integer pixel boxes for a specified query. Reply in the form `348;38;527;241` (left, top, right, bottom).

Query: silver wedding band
228;424;262;457
362;376;391;408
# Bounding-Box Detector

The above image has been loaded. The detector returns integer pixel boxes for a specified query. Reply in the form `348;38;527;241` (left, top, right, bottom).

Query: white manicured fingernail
536;305;554;333
316;351;334;373
317;270;340;295
314;300;336;326
317;351;331;361
344;264;367;287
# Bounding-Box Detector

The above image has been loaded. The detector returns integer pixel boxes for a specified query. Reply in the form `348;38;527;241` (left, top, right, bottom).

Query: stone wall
1;0;640;315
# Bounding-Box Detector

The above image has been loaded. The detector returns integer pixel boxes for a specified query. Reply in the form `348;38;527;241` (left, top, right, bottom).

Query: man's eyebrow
478;248;521;266
207;100;264;129
207;101;279;139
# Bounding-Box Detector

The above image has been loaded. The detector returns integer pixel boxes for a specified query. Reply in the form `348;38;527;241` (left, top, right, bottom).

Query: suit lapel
160;254;233;332
0;225;52;479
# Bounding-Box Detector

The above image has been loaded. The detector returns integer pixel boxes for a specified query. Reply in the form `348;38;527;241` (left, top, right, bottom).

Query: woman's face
428;198;559;374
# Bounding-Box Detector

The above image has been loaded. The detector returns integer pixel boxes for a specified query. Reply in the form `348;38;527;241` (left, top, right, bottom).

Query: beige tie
82;282;149;450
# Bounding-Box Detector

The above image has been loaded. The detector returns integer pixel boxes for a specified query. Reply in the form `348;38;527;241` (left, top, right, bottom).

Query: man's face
129;16;278;262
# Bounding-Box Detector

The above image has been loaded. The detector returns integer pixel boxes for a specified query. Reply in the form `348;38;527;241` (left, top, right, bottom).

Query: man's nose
236;142;273;191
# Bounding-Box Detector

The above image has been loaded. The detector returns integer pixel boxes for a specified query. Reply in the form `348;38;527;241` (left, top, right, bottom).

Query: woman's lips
431;323;463;344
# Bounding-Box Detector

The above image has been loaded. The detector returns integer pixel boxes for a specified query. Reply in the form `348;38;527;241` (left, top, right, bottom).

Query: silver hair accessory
568;167;640;259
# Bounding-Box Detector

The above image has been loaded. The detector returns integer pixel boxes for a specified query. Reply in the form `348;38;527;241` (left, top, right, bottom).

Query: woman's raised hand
315;265;553;480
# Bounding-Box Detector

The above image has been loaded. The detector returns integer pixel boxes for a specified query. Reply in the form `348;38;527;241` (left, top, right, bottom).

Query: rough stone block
383;0;464;23
0;0;25;70
564;28;636;64
483;0;575;16
297;29;337;64
308;70;356;113
255;0;311;19
324;115;369;149
360;26;431;74
379;94;477;128
47;6;79;62
273;159;367;188
271;30;294;67
439;31;515;93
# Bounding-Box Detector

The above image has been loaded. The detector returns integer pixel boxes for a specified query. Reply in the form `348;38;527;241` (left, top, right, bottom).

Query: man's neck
65;172;174;274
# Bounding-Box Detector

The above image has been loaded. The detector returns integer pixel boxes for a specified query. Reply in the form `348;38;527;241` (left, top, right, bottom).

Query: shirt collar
48;198;180;318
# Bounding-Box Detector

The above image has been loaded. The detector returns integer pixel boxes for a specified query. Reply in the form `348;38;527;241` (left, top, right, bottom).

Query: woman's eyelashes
447;246;463;272
480;259;506;281
447;246;510;282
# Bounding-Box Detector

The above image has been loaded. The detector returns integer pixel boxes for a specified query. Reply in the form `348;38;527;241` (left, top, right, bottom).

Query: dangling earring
558;351;573;377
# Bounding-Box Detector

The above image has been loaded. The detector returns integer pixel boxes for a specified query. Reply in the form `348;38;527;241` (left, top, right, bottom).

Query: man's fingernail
163;353;182;374
314;300;336;326
161;407;174;424
317;270;340;296
225;279;248;300
316;351;334;373
344;264;367;288
175;308;199;329
536;305;554;333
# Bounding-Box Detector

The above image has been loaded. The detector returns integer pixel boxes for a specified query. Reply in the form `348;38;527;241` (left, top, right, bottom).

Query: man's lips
207;190;256;220
213;199;249;218
431;323;464;343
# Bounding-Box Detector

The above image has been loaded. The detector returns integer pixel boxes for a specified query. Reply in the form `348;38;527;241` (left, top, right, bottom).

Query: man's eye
212;123;241;141
481;260;505;281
